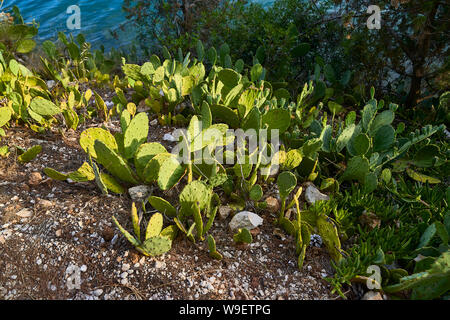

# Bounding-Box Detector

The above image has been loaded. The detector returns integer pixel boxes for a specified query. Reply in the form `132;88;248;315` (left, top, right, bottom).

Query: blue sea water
2;0;274;50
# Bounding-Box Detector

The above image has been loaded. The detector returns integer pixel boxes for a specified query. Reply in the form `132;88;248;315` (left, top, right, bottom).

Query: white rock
80;265;87;272
150;119;158;126
93;289;103;297
128;185;152;202
305;185;329;204
16;208;33;218
46;80;55;89
163;133;176;142
229;211;263;231
362;291;383;300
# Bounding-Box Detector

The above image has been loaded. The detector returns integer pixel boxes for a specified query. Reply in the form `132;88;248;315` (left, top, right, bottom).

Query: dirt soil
0;119;335;300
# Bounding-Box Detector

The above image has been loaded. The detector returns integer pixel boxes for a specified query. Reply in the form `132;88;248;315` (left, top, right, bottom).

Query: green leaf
218;68;241;88
157;156;185;191
179;181;212;215
373;125;395;152
369;110;394;134
210;104;240;128
67;162;95;182
30;98;60;116
101;172;125;194
17;145;42;163
16;39;36;53
282;149;303;170
123;112;149;159
250;64;263;82
233;228;253;244
112;216;140;247
201;101;212;129
406;168;441;184
412;145;439;168
337;124;356;153
140;236;172;256
277;171;297;200
43;168;68;181
342;156;369;184
249;184;263;201
148;196;177;217
79;127;118;159
145;212;164;239
0;107;12;127
317;216;342;262
353;133;370;156
262;108;291;134
417;223;437;249
134;142;167;178
94;140;139;184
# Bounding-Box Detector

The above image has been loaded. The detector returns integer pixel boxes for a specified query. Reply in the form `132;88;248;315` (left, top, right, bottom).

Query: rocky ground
0;119;336;300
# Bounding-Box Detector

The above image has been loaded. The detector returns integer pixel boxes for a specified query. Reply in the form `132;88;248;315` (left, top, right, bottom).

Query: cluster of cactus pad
44;110;188;193
112;203;177;256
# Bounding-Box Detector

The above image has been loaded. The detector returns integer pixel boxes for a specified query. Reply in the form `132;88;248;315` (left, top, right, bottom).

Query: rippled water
4;0;131;49
3;0;274;50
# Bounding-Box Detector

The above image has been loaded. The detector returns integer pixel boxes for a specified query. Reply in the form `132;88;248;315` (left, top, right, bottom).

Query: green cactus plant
207;234;223;260
233;228;253;244
112;203;175;257
17;144;42;163
277;171;297;221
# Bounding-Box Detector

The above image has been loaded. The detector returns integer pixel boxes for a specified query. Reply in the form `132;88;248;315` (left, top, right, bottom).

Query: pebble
93;289;103;297
218;206;233;220
229;211;263;231
305;184;330;204
16;208;33;218
38;199;53;209
28;172;42;186
265;197;280;214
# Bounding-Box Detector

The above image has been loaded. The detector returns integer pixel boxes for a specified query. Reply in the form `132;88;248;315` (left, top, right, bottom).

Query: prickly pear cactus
139;236;172;256
94;140;139;184
134;142;167;178
277;171;297;200
79;127;118;159
145;212;164;239
148;196;177;217
233;228;253;244
179;180;212;216
207;234;223;260
123;112;149;159
29;97;60;116
17;145;42;163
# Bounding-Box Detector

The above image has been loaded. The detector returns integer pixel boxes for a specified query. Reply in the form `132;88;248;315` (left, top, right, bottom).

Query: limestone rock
305;184;329;204
229;211;263;231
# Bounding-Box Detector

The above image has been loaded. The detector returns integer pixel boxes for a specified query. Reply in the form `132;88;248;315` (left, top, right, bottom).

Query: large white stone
305;185;329;204
229;211;263;231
